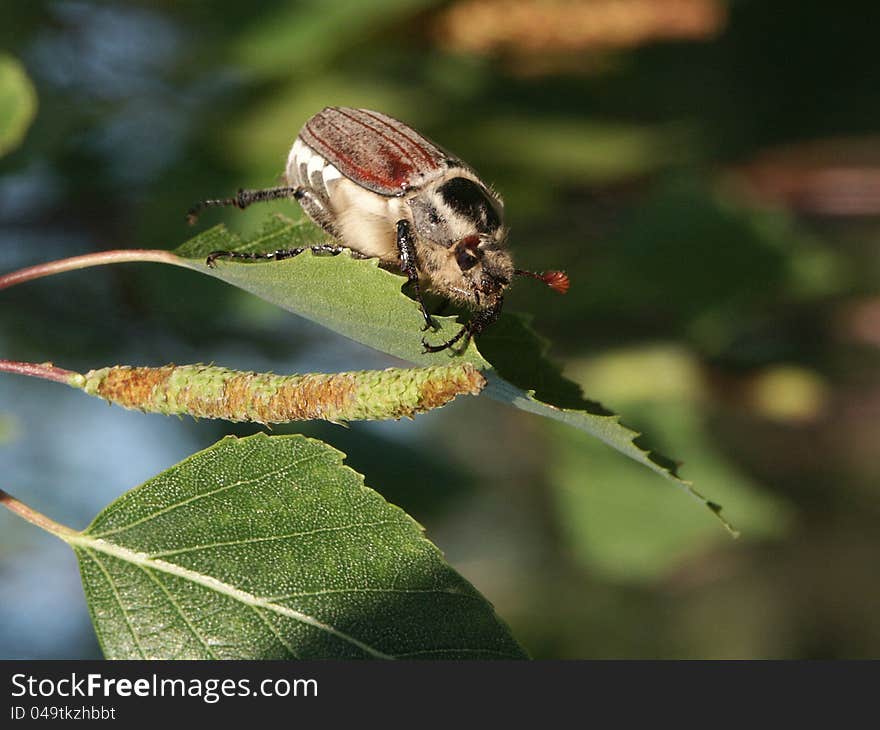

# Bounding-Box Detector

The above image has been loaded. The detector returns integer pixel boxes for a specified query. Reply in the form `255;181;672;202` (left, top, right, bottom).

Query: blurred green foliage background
1;0;879;658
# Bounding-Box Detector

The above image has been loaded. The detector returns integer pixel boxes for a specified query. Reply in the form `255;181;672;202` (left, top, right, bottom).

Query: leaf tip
707;500;740;538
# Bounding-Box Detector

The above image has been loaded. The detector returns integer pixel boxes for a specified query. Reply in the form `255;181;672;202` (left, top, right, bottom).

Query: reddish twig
0;489;78;539
0;359;81;384
0;249;185;291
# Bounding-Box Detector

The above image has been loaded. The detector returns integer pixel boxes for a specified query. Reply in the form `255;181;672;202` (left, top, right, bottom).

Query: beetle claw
421;324;471;353
205;251;229;268
421;338;450;354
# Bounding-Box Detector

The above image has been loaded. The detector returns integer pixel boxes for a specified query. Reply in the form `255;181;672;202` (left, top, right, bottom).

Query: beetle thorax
407;170;505;247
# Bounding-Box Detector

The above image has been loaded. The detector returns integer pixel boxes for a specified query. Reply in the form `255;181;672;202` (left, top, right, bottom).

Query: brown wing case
298;107;454;196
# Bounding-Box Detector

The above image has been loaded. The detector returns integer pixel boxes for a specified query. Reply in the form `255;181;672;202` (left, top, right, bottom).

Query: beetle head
408;173;512;307
409;171;567;313
449;234;514;308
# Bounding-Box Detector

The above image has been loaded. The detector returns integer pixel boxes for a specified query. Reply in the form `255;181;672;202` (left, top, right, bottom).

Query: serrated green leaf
548;348;790;580
172;215;733;531
63;433;526;659
0;54;37;157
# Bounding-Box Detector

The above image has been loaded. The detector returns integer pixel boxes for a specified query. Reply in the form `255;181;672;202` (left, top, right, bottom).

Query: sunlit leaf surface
69;433;526;659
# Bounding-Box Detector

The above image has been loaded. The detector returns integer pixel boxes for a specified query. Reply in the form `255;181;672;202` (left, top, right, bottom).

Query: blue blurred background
1;0;879;658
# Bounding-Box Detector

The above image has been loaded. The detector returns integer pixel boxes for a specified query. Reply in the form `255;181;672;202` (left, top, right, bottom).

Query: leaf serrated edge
526;394;740;537
179;241;735;534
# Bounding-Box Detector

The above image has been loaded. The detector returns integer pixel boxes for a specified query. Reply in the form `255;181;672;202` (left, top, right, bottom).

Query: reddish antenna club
540;270;570;294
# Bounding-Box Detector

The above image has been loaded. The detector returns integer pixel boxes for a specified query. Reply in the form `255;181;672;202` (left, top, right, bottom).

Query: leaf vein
249;605;300;659
138;566;218;660
148;519;397;558
266;586;475;601
90;450;321;540
82;547;147;660
71;534;393;660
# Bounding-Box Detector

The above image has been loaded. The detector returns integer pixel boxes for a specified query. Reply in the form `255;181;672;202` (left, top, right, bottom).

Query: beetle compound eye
456;247;479;271
454;234;482;271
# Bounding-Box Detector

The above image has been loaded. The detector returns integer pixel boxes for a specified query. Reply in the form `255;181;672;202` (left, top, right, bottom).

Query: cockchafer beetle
188;107;569;352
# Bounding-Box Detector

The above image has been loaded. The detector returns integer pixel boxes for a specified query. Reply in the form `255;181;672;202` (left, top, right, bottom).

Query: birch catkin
73;363;486;424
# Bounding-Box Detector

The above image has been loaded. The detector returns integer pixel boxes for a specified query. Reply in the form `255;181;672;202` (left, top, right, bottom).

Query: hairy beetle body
286;109;513;310
189;106;568;352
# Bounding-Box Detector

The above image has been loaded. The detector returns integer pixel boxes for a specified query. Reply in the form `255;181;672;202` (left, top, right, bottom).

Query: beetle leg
422;324;469;353
467;298;503;338
196;184;347;266
396;220;436;331
206;244;347;268
186;186;301;224
421;298;503;354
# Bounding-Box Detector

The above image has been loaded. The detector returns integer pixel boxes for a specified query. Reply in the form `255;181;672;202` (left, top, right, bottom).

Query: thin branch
0;249;186;291
0;489;78;539
0;359;82;384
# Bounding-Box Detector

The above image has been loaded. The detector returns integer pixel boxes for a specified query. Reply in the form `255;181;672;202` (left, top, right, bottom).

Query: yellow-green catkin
73;363;486;424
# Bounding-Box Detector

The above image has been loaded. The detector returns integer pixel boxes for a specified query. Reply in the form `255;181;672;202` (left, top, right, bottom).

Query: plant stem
0;359;82;384
0;249;186;291
0;489;78;539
